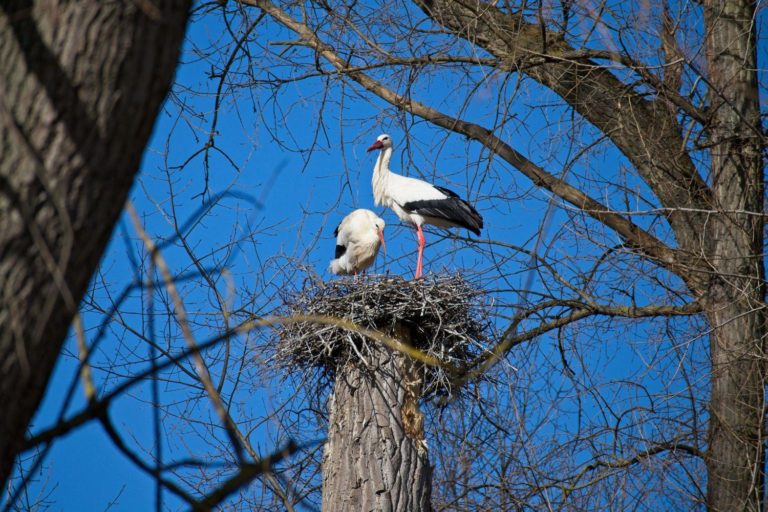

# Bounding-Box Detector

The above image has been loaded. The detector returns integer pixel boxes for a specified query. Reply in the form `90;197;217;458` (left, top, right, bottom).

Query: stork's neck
372;147;392;207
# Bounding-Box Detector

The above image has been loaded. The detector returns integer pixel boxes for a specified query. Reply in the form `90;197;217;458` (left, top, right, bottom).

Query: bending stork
367;134;483;279
329;209;386;275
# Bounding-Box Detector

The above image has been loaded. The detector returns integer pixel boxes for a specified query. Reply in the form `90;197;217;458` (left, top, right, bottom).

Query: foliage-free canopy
3;1;765;511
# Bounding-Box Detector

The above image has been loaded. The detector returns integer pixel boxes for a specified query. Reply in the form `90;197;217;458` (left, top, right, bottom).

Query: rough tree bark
700;1;765;509
0;0;190;487
322;324;432;512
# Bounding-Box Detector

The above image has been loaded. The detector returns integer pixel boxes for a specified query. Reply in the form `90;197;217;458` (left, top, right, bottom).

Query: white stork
366;134;483;279
329;209;386;275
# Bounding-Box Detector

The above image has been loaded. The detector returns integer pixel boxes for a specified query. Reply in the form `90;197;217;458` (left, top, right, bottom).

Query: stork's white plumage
329;209;386;275
367;134;483;279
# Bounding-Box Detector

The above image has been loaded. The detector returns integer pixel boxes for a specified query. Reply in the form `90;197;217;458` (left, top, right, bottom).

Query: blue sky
6;1;765;510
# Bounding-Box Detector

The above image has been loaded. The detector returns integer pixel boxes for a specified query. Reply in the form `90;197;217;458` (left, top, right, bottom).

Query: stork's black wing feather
335;244;346;259
402;186;483;235
432;185;460;199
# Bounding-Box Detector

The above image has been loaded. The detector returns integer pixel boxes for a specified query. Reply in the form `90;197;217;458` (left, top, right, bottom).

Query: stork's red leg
415;245;423;279
415;225;426;279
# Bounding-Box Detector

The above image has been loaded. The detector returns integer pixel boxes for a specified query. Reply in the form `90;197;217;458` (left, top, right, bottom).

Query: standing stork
329;209;386;275
366;134;483;279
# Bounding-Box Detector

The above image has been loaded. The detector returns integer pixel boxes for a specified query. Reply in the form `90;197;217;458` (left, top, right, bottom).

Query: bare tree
6;0;764;510
237;0;765;510
276;276;485;510
0;0;190;487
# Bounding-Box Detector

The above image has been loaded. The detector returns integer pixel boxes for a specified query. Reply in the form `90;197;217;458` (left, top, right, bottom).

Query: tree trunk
701;0;765;510
322;324;433;511
704;289;765;512
0;0;190;486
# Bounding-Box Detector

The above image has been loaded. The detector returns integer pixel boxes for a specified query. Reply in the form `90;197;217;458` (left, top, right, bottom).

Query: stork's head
366;134;392;152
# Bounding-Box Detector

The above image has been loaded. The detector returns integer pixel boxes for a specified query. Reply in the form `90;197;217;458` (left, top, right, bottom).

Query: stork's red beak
367;140;384;152
378;227;386;255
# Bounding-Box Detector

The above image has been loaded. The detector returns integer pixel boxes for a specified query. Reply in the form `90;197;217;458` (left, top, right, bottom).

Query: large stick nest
274;273;489;399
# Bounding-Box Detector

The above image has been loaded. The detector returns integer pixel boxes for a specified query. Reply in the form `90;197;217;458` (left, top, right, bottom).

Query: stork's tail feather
331;258;358;275
329;259;344;275
461;199;483;235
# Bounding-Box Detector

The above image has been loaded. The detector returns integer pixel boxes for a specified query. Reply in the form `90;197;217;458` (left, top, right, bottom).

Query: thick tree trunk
0;1;190;486
701;0;765;510
704;290;765;512
322;324;432;512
